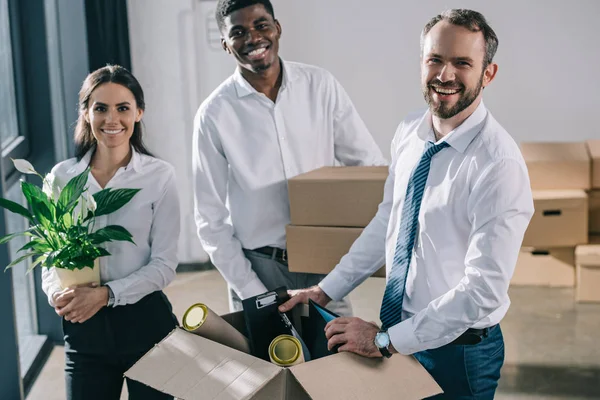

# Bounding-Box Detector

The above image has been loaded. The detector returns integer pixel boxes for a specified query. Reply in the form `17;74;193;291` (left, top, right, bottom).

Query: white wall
127;0;600;263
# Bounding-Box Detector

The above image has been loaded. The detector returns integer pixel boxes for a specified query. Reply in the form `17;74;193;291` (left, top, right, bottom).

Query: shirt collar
68;145;142;175
233;58;297;98
416;101;488;153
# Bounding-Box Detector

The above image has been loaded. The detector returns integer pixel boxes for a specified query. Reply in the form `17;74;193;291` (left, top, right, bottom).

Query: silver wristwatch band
106;285;115;307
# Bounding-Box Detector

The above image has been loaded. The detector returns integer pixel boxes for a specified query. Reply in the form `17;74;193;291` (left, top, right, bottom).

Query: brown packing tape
183;303;251;354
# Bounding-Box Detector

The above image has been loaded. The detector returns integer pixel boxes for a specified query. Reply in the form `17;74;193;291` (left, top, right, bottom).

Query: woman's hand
55;283;109;323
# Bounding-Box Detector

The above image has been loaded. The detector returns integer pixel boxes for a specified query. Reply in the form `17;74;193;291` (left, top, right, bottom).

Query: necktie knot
424;141;450;159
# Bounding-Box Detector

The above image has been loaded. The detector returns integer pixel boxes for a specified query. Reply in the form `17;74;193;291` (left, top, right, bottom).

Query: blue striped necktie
380;140;450;330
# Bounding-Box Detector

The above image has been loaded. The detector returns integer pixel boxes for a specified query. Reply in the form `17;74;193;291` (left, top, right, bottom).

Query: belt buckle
282;249;287;262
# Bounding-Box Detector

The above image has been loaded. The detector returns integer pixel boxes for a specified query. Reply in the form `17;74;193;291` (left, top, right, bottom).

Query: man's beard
423;72;484;119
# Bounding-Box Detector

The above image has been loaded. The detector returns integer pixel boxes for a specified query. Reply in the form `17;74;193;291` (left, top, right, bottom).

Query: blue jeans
414;325;505;399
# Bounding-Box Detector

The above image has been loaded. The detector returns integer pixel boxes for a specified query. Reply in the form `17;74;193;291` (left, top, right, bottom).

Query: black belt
250;246;288;262
450;325;496;345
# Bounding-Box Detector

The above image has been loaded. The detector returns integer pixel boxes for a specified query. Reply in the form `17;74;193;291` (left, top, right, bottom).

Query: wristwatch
105;285;115;307
374;330;392;358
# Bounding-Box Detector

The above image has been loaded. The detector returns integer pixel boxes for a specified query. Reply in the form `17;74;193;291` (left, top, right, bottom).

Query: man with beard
192;0;386;315
279;9;534;398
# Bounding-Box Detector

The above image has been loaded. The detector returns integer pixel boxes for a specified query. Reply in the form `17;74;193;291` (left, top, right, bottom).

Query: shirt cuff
237;277;269;300
318;268;354;302
388;317;421;355
106;281;125;307
46;284;63;307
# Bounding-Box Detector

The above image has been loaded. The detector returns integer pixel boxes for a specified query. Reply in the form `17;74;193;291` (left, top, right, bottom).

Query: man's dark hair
215;0;276;32
421;9;499;68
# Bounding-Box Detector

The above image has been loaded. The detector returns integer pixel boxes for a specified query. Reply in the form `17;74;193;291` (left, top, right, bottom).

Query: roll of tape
269;335;305;367
182;303;250;354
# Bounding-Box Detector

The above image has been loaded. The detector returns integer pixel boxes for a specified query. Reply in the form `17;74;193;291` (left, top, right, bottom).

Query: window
0;0;29;177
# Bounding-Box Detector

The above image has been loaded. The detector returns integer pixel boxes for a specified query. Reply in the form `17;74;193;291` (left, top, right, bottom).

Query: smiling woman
41;65;181;400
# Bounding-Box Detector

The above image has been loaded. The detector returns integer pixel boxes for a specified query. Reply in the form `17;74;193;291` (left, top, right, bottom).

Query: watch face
376;332;390;348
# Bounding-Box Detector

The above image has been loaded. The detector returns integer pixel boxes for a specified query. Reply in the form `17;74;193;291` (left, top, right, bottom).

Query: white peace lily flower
12;159;37;175
84;191;96;212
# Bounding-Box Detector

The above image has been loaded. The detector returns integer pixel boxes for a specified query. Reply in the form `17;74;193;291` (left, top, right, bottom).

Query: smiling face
220;4;281;74
421;20;497;119
85;82;143;152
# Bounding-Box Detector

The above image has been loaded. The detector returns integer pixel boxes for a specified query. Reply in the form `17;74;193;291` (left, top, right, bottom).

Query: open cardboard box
125;311;441;399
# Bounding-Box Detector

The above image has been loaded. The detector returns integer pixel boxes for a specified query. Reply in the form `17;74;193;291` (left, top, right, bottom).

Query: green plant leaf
89;225;135;244
57;168;89;215
44;250;61;268
26;256;46;273
0;229;34;245
92;188;140;218
17;239;51;253
4;253;36;271
0;197;33;222
21;181;56;227
30;197;54;229
94;247;111;257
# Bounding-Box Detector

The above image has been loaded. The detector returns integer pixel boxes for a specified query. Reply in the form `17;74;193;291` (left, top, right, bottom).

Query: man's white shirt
192;60;387;300
319;101;534;355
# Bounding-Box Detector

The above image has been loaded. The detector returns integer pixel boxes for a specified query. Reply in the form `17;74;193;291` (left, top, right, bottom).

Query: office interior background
1;0;599;399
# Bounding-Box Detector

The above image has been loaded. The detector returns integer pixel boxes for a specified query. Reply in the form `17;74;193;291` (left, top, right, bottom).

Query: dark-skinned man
192;0;387;316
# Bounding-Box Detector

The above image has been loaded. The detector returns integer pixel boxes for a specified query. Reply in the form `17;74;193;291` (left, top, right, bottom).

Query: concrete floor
27;270;600;400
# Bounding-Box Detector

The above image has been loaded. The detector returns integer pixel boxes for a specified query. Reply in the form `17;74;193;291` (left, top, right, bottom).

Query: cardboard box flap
587;140;600;160
125;328;282;400
290;166;388;182
576;245;600;267
521;142;589;162
532;190;587;209
289;351;441;400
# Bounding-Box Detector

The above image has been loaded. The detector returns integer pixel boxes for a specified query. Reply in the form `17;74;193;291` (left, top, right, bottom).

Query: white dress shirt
319;101;534;355
192;60;387;300
41;147;180;307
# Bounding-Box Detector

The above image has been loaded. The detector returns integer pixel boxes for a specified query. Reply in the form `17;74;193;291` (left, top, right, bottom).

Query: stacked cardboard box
514;142;591;293
286;166;388;278
573;141;600;302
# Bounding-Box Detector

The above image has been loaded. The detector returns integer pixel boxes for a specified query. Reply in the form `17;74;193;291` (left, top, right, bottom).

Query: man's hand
55;284;109;324
278;285;331;313
325;317;383;358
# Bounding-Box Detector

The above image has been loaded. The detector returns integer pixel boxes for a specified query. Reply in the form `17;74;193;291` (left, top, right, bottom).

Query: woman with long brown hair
41;65;179;400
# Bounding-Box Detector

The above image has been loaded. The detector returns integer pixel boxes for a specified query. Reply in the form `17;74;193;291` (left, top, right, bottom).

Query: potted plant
0;159;140;288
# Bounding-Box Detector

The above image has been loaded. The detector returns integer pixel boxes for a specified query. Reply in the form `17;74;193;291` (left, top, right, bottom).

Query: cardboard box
589;190;600;234
586;140;600;189
575;244;600;302
520;142;590;190
522;190;588;248
511;247;575;287
288;166;388;227
124;313;442;400
286;225;385;278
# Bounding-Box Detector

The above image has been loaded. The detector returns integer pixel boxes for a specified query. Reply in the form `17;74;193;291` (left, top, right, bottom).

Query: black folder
302;299;341;360
242;287;308;362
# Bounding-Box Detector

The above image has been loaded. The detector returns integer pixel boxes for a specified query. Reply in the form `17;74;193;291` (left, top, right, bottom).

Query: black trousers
63;291;178;400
